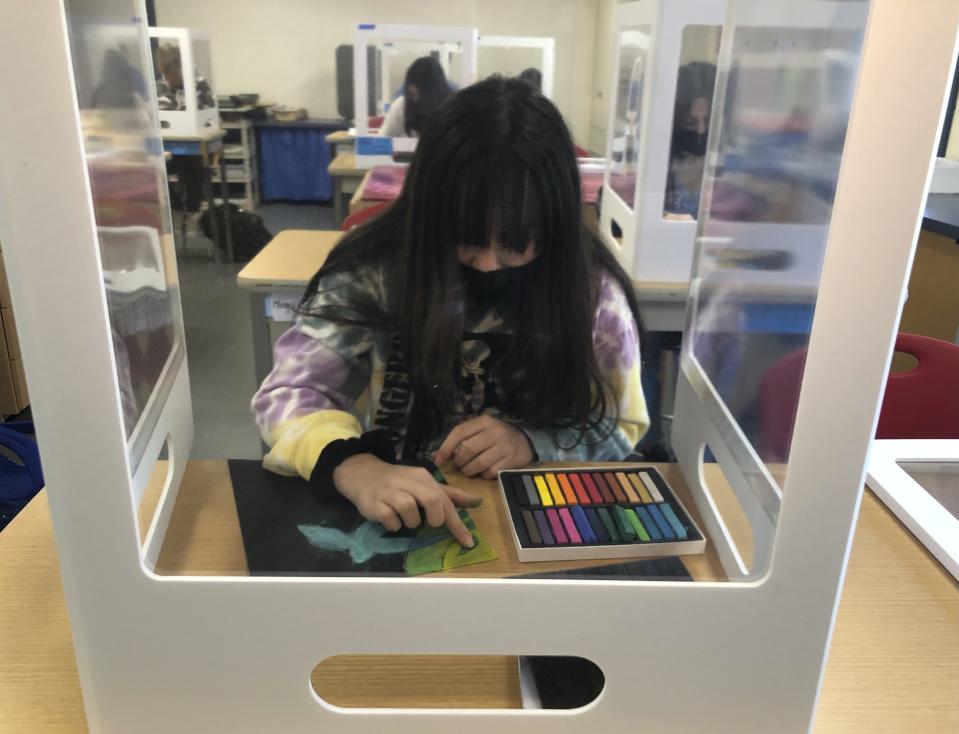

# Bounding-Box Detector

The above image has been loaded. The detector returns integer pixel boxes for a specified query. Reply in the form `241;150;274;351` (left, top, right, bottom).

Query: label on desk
265;293;299;322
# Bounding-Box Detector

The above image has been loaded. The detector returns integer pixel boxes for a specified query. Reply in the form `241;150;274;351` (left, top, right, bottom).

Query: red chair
341;201;391;231
368;115;385;129
759;333;959;461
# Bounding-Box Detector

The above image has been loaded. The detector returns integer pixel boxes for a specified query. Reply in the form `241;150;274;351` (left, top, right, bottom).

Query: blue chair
0;422;44;531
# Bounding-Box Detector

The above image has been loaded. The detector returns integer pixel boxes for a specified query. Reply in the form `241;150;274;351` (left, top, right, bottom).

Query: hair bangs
444;150;548;254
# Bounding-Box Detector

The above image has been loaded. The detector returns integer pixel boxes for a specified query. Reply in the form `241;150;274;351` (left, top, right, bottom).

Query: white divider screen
66;0;187;473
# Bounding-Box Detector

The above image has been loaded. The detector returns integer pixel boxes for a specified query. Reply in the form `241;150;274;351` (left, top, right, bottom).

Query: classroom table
2;459;957;730
326;128;355;156
236;229;688;387
162;129;234;262
236;229;343;385
327;152;369;226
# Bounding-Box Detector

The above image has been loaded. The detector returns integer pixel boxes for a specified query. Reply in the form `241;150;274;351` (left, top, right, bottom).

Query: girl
253;77;649;547
378;56;454;138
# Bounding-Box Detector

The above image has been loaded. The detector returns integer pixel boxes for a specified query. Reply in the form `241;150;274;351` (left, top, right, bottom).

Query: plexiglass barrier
66;0;184;472
681;0;869;577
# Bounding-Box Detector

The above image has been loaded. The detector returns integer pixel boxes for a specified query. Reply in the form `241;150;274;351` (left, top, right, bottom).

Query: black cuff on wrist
309;429;398;499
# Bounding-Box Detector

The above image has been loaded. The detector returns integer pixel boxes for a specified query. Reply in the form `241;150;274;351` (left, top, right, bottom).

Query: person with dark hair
379;56;453;137
518;67;543;93
664;61;717;217
253;77;649;546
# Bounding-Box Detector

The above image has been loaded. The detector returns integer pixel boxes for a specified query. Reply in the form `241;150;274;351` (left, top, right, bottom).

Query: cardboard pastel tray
498;466;706;562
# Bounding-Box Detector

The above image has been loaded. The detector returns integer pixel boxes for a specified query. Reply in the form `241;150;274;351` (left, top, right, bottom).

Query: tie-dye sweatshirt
252;263;649;481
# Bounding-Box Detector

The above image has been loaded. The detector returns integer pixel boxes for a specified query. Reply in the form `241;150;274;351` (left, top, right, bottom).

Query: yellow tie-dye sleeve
262;409;364;480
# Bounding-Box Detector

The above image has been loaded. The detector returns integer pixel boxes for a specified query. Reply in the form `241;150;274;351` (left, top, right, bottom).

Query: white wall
157;0;606;146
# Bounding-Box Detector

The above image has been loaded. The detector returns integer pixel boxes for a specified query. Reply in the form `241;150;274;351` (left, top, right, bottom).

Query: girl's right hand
332;454;483;547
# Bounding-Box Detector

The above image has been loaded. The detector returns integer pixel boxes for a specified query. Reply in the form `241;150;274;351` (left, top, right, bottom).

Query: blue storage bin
256;119;347;203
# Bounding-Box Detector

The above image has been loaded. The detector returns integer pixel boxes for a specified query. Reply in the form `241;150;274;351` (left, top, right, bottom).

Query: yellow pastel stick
545;473;566;506
629;473;653;503
534;475;553;507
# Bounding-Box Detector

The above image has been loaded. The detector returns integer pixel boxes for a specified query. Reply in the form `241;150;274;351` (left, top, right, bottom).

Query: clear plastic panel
609;26;652;210
65;0;183;468
478;46;544;88
898;462;959;522
151;34;185;111
686;1;869;484
664;25;722;219
191;37;216;110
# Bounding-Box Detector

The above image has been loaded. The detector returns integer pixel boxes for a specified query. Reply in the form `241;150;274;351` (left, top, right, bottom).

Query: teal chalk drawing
298;520;439;564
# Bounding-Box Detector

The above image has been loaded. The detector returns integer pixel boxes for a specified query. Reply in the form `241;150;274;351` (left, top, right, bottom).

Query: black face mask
459;260;537;312
675;129;708;157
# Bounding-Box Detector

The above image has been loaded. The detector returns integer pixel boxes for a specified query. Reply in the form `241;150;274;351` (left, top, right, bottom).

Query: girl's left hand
434;415;534;479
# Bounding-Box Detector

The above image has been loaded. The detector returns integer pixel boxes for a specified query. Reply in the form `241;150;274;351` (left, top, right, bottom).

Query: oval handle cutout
312;655;604;710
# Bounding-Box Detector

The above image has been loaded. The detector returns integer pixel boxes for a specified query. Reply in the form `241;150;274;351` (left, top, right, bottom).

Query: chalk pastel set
498;467;706;561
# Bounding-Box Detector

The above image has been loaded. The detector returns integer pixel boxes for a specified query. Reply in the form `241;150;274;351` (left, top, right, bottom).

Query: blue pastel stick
585;508;609;542
533;510;554;545
636;506;662;541
648;504;675;540
658;503;688;540
570;505;597;543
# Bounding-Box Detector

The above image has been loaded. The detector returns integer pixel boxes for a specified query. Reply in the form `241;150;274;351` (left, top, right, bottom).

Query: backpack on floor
0;422;44;531
201;203;273;262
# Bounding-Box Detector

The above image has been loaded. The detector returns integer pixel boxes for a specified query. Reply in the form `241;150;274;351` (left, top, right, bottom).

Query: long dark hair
302;76;645;448
403;56;453;136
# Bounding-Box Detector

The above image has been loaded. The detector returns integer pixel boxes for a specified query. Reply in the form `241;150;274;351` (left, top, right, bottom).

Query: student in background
378;56;454;138
664;61;717;218
253;77;649;546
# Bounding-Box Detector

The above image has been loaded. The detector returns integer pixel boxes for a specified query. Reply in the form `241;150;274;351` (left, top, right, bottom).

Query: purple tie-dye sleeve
251;269;379;442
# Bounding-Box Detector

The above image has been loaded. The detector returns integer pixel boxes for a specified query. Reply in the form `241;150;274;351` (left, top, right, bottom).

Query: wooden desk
235;229;343;386
163;129;234;261
2;460;958;730
327;129;355;157
327;152;368;225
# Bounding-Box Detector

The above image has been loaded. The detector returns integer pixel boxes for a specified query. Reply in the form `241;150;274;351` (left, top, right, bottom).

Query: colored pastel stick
592;473;616;503
616;472;640;503
509;475;529;507
558;508;582;544
659;503;688;540
581;473;604;504
647;504;675;540
640;472;665;502
597;507;621;542
545;473;566;506
585;508;609;542
636;506;662;540
521;510;542;544
569;473;591;505
628;474;653;503
522;475;540;507
534;475;553;507
557;474;578;505
546;509;569;544
570;505;596;543
533;510;554;545
612;506;637;541
604;473;628;503
623;508;650;541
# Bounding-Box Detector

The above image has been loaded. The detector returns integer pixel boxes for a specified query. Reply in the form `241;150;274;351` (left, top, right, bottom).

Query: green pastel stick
597;507;621;543
624;507;650;542
612;505;637;541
